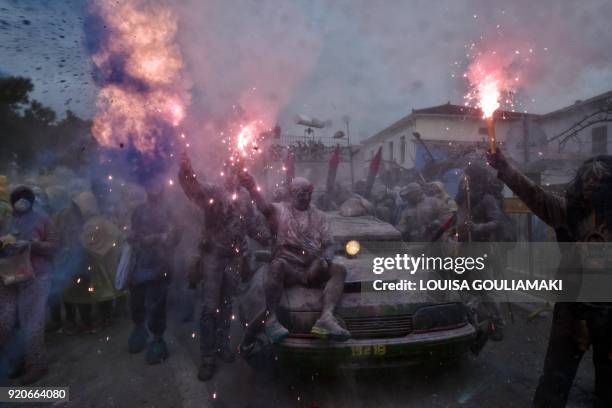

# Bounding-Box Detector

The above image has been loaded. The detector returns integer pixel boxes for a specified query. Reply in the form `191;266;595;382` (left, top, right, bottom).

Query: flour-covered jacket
6;209;58;276
179;167;270;255
130;201;179;284
272;202;334;266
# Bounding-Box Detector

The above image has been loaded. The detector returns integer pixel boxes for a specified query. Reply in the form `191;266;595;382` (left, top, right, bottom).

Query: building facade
361;93;612;186
538;91;612;157
360;103;533;169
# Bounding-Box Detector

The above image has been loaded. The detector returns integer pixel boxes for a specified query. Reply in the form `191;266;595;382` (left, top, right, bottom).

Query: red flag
364;146;383;199
370;146;382;172
284;151;295;184
329;144;341;169
326;144;341;193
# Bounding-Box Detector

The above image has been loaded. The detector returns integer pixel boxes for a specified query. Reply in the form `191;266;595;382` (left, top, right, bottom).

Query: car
238;212;489;374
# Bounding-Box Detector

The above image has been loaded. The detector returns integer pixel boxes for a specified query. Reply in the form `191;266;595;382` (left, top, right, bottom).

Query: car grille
343;315;414;339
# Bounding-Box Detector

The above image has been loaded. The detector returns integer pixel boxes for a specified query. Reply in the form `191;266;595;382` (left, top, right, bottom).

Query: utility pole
344;115;355;189
523;115;534;278
522;115;530;163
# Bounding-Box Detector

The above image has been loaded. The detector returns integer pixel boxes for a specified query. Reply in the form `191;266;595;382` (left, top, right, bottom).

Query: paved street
19;305;595;408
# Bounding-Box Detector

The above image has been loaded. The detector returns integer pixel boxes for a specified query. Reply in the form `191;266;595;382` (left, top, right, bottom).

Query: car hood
238;263;462;325
328;212;401;242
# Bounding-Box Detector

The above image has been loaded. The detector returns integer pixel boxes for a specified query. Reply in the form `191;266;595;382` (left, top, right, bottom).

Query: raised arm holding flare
178;152;269;382
487;148;612;407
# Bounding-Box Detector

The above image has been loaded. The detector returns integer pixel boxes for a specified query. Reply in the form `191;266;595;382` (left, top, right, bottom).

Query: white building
360;102;536;169
360;93;612;186
539;90;612;156
507;91;612;186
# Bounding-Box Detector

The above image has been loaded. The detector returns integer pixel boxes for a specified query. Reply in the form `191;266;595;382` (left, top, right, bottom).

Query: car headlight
345;240;361;257
412;303;467;332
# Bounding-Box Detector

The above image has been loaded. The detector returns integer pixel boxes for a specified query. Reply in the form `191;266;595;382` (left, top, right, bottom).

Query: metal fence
277;133;351;147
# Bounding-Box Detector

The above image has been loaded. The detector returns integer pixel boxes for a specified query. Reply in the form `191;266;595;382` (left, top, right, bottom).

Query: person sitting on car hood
239;173;350;343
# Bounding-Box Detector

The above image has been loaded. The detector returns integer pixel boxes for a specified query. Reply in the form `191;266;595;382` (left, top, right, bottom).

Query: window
400;136;406;164
388;141;394;161
592;126;608;154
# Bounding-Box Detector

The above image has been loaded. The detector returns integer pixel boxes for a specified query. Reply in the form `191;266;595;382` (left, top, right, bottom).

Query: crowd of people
0;152;352;385
0;147;611;407
0;167;147;384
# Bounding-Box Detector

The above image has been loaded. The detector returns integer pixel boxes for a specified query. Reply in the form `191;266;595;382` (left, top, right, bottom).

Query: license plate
351;345;386;357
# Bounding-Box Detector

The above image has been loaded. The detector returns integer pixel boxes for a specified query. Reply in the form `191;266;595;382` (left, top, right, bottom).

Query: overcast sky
2;0;612;141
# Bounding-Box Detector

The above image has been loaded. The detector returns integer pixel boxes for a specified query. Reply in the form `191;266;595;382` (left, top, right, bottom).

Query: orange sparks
236;123;259;157
477;77;500;119
464;52;513;153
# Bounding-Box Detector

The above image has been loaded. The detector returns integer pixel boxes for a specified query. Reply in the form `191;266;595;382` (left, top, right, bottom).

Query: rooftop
540;90;612;119
362;102;538;145
412;103;533;119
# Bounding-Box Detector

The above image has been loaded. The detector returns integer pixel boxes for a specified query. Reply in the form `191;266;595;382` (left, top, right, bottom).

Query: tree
0;76;32;108
24;100;57;125
0;76;94;170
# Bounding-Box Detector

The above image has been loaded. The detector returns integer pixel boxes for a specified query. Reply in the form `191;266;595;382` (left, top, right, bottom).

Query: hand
179;151;192;172
465;218;474;232
457;218;473;239
485;148;508;171
237;169;256;191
